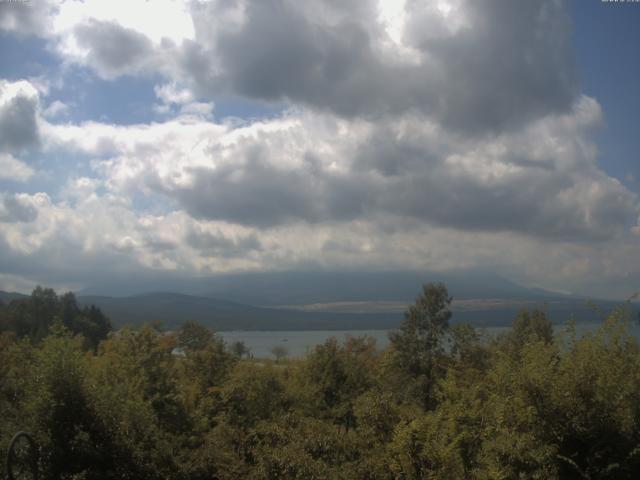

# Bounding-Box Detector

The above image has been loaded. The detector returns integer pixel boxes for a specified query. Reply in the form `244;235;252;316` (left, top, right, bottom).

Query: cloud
178;102;214;120
42;100;70;119
0;80;40;153
154;82;194;105
400;0;578;132
185;226;262;257
0;182;637;298
39;93;638;244
72;19;157;78
0;153;34;181
7;189;638;298
54;0;194;45
0;2;638;298
42;0;194;83
172;0;578;133
0;192;42;223
0;1;57;37
0;191;270;286
21;0;578;134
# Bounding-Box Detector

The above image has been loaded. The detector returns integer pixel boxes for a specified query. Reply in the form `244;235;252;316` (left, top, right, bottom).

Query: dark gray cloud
175;165;320;228
211;1;386;115
184;0;407;117
353;129;439;177
164;144;373;228
74;19;155;78
183;0;577;133
0;89;39;153
403;0;577;132
170;159;590;238
377;169;634;241
0;194;38;223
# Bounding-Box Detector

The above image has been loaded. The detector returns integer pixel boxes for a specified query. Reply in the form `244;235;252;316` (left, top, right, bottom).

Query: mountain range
2;270;636;331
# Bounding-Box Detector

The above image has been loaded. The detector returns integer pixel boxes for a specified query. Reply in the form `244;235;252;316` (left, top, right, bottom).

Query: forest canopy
1;284;640;479
0;286;111;349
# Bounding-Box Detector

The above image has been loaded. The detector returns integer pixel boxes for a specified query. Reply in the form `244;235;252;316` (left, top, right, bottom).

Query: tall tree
387;282;452;409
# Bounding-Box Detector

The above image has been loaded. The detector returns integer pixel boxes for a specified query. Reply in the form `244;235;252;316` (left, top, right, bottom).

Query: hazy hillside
0;291;27;304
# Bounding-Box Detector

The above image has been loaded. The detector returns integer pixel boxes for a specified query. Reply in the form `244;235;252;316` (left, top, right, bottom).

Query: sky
0;0;639;299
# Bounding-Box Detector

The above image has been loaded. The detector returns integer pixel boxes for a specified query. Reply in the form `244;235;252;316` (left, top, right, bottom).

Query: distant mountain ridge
76;292;398;331
201;270;574;306
73;292;638;331
78;269;573;304
2;270;634;331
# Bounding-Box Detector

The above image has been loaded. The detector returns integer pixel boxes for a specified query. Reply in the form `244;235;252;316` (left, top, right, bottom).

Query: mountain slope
77;292;398;331
202;270;571;306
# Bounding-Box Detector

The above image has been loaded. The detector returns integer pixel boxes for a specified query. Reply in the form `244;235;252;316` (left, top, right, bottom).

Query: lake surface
220;322;640;359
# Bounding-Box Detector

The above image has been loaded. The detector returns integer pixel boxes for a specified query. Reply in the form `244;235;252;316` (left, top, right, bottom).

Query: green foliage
179;324;236;397
177;320;214;352
221;363;288;428
21;326;118;479
271;345;289;362
295;336;377;430
271;344;289;362
0;287;111;349
230;339;251;358
2;283;640;479
387;282;452;409
497;308;554;358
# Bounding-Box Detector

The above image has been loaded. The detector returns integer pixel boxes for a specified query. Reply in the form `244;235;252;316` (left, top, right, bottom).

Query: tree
221;363;287;428
23;324;116;479
295;337;375;431
177;320;214;352
230;340;250;358
177;322;236;402
387;282;452;409
0;288;111;349
58;292;112;350
497;308;553;358
271;345;289;362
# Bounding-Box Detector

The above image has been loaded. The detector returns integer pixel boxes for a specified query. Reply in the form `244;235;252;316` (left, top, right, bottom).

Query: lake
219;322;640;359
